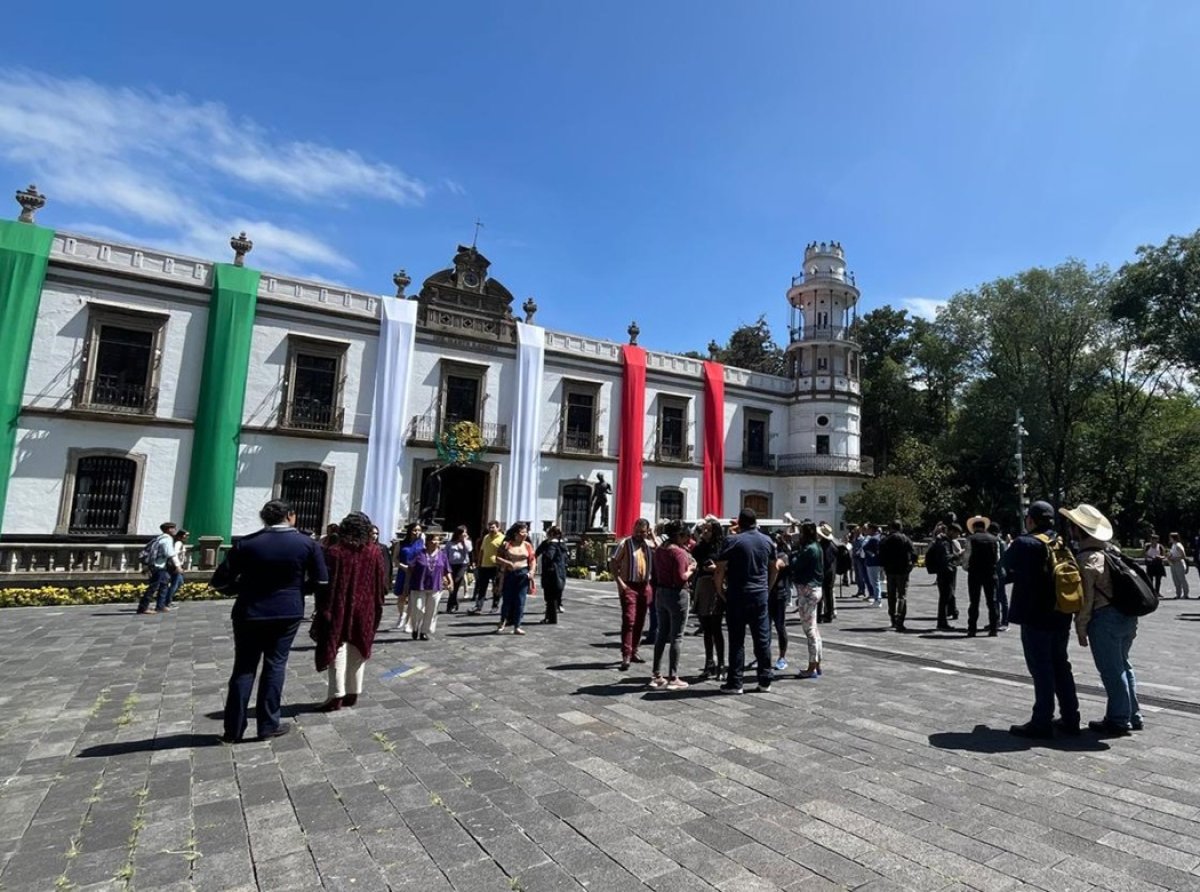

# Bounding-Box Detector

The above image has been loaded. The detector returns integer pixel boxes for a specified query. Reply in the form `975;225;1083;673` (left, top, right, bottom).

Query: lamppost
1014;409;1028;527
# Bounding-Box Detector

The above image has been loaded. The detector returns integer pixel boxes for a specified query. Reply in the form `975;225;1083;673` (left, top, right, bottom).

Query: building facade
0;195;871;544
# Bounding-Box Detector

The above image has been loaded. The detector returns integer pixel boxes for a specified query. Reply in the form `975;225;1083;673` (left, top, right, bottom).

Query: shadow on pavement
1177;614;1200;621
836;627;892;634
78;733;222;757
546;662;619;671
928;724;1111;754
571;680;649;697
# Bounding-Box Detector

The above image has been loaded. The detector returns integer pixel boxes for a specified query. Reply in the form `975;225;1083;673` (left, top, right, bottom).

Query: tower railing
791;325;853;343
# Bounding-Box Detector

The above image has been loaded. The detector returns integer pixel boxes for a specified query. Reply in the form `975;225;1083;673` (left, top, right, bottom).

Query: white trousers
1171;563;1190;597
326;643;366;699
410;590;444;636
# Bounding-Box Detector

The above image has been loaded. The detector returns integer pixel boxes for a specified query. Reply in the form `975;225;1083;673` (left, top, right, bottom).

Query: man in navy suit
212;499;328;742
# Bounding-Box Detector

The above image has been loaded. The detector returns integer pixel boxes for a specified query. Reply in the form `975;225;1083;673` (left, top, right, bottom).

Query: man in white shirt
1168;532;1190;599
137;522;178;615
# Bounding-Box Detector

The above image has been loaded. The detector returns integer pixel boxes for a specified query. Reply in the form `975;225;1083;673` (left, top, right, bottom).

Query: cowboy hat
1058;504;1113;542
966;515;991;531
816;522;835;541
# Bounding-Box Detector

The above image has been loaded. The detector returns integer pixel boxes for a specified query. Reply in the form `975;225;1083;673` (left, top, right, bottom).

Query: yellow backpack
1035;533;1082;614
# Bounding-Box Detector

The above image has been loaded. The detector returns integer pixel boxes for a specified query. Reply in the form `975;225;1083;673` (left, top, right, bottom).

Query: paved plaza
3;575;1200;891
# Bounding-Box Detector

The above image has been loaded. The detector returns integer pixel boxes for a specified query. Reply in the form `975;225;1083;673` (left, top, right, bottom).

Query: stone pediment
417;245;516;344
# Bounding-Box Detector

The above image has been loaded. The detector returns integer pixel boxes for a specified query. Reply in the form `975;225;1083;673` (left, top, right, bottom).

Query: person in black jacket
536;526;569;624
962;516;1000;637
817;523;838;623
878;520;917;631
1004;500;1080;739
212;499;329;743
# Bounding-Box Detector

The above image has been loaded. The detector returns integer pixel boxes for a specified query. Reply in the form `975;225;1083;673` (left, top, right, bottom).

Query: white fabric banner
361;298;418;536
505;322;545;527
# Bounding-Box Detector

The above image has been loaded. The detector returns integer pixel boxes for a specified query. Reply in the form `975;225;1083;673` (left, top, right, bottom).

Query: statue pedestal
578;530;617;573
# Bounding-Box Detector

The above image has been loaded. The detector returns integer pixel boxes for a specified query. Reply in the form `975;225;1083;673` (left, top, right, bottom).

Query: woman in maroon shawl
312;512;388;711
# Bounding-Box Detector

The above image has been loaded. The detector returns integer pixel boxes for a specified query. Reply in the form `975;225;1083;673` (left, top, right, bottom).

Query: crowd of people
134;494;1189;743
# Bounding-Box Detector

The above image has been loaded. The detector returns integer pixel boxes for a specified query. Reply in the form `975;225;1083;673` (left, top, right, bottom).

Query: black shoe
1009;722;1053;740
1088;720;1131;737
412;631;418;640
467;609;481;616
342;694;358;707
756;682;771;693
967;629;977;638
220;733;241;744
1053;718;1082;737
936;624;954;632
719;683;744;695
630;654;646;664
1130;720;1144;731
419;633;430;641
699;665;716;680
619;662;630;672
988;629;998;637
894;624;906;633
257;725;291;741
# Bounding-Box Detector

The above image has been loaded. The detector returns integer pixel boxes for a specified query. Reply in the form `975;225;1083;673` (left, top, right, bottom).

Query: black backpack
1102;548;1158;617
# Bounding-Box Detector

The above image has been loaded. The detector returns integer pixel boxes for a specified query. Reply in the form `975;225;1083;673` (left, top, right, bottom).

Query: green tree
1111;229;1200;374
842;476;924;530
713;315;786;376
889;436;963;529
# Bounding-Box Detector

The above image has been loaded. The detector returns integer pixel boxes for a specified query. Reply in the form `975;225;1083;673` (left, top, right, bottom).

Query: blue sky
4;1;1200;352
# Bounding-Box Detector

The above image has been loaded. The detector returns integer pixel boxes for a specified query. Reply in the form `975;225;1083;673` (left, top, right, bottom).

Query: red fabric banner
702;360;725;517
615;344;647;537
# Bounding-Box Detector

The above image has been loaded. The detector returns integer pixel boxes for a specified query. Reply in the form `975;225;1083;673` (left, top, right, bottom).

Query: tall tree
1111;229;1200;374
707;315;786;376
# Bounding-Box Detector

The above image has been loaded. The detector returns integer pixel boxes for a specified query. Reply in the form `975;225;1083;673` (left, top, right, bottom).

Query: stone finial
707;339;720;360
230;232;253;267
522;296;538;324
627;320;640;346
393;269;412;297
15;184;45;224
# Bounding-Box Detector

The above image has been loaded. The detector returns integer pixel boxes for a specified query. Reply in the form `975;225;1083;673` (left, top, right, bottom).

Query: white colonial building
0;190;871;552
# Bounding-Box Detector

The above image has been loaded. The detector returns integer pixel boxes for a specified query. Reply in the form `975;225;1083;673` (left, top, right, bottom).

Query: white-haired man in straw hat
1060;503;1142;736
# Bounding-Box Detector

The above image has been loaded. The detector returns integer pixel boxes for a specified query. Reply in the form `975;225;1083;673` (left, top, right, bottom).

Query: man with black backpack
1061;503;1148;736
1004;501;1080;739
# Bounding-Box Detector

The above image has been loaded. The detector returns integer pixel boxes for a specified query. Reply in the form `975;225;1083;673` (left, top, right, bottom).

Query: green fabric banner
0;221;54;533
183;263;261;540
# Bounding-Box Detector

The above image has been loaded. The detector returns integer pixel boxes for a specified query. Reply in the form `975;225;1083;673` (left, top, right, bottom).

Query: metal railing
281;397;345;432
654;441;693;463
791;326;853;343
408;413;510;449
559;429;603;455
775;454;875;476
742;452;776;470
77;377;159;413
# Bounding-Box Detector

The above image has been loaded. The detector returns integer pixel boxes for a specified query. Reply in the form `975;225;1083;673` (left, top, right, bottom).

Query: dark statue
419;468;443;528
589;473;612;531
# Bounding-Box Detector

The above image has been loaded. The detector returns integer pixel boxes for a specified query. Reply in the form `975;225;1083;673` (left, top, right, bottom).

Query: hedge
0;581;228;608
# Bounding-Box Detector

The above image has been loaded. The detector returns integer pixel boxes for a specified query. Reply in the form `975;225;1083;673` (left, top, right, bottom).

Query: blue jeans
995;574;1009;625
1019;620;1079;728
852;555;869;595
500;569;529;628
1088;607;1141;728
224;618;301;740
866;565;883;604
163;572;184;608
138;568;172;613
726;594;773;688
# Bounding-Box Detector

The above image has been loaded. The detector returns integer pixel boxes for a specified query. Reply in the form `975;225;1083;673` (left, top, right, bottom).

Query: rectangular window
658;397;688;462
560;483;592;535
76;307;167;414
658;488;684;522
445;374;481;424
283;338;347;432
742;492;770;517
744;410;770;469
562;382;600;453
818;495;829;506
69;455;139;534
278;465;330;534
816;434;830;455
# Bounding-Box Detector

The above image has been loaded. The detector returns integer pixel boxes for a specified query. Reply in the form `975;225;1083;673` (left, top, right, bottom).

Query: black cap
1026;500;1055;524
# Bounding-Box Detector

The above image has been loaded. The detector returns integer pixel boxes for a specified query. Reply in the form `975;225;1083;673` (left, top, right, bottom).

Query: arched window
560;482;592;536
657;487;684;522
69;455;139;534
278;466;330;535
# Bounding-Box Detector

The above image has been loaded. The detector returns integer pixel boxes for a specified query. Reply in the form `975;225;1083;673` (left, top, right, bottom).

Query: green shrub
0;581;227;609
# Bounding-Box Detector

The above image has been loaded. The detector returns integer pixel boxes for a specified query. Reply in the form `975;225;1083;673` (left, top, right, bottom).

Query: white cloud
0;69;429;271
442;177;467;197
901;297;948;320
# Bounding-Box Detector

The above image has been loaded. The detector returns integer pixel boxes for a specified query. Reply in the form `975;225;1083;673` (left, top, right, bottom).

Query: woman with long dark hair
392;522;424;631
536;525;568;624
313;512;388;711
444;525;473;613
495;522;536;635
692;519;726;680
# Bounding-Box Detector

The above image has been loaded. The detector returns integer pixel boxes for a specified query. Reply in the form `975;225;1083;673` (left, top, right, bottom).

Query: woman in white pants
1168;532;1190;599
405;533;452;640
313;512;389;711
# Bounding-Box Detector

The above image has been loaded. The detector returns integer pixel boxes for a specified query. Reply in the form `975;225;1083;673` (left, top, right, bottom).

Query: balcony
742;452;776;471
790;325;853;343
775;453;874;476
281;397;345;433
76;376;159;414
559;428;604;455
654;440;694;464
409;412;510;450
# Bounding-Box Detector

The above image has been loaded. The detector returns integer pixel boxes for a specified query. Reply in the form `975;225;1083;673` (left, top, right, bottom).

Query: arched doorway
419;464;490;540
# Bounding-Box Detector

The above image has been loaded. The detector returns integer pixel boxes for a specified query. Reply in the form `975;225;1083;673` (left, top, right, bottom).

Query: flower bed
0;581;228;608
